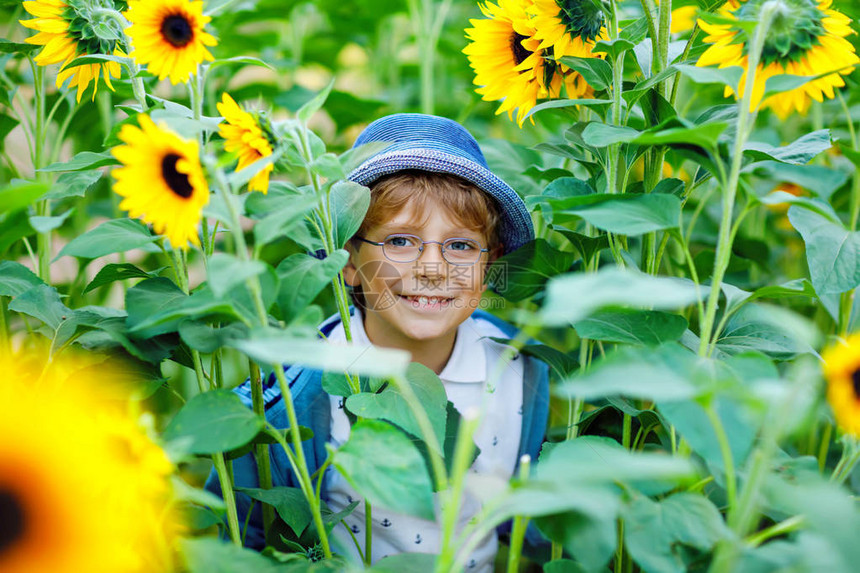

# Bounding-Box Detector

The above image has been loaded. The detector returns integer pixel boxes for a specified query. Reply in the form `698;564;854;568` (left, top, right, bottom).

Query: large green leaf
345;363;448;455
207;253;268;299
332;420;435;520
370;554;437;572
84;263;157;293
557;193;682;235
788;206;860;295
56;219;159;260
744;130;830;165
555;344;700;402
0;261;44;297
492;239;577;302
8;283;70;330
540;268;701;326
275;250;349;322
675;63;742;92
574;309;688;346
164;390;264;454
623;493;730;573
234;486;312;537
180;537;285;573
230;328;411;378
125;277;188;337
559;56;613;91
0;181;49;214
39;151;118;172
716;303;817;360
536;509;617;572
43;170;103;200
745;161;847;201
253;194;318;248
331;181;371;249
581;123;640;147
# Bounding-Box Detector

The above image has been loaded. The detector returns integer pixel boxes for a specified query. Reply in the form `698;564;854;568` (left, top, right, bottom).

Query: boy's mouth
399;294;453;309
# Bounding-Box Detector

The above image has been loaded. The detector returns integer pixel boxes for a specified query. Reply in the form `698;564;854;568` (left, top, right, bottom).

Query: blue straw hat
347;113;534;255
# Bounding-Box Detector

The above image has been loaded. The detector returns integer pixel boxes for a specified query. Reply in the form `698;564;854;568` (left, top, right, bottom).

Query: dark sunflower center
62;0;121;57
558;0;605;44
161;154;194;199
510;32;533;65
852;368;860;399
161;14;194;48
0;489;25;553
732;0;825;66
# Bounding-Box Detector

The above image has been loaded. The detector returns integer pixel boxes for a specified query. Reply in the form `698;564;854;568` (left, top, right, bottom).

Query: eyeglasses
354;233;489;266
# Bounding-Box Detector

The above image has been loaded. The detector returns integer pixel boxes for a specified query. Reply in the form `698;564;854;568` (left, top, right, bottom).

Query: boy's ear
343;242;360;287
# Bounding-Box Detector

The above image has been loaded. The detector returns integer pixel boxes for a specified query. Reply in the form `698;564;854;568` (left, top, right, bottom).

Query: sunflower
670;5;698;34
822;334;860;437
697;0;860;119
464;0;568;126
19;0;124;102
527;0;607;60
111;114;209;249
0;352;178;573
124;0;216;85
217;93;275;194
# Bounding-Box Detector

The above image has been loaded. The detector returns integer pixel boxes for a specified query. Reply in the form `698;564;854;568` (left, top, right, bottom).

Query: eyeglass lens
382;234;482;264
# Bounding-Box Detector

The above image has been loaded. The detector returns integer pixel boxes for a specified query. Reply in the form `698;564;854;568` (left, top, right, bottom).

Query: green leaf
207;253;267;299
540;268;701;326
0;260;44;297
125;277;188;337
592;38;635;60
659;398;756;472
311;153;346;181
40;151;118;172
788;206;860;295
744;130;831;165
331;181;371;249
43;169;103;200
582;122;641;147
574;309;688;346
275;250;349;322
558;193;682;235
0;112;18;144
551;227;610;264
164;390;264;455
206;56;274;72
634;122;727;150
130;287;240;335
56;218;159;260
0;39;40;55
559;56;613;91
332;419;435;520
8;284;70;330
675;63;742;92
234;487;312;537
716;303;817;360
536;509;617;572
518;342;579;379
623;493;730;573
297;79;335;123
84;263;156;293
756;193;841;222
745;161;847;201
555;344;700;402
29;209;73;233
346;363;448;455
492;239;577;302
180;537;285;573
524;98;613;121
179;321;248;353
370;554;437;572
538;435;695;485
231;328;411;378
0;180;48;214
253;194;318;248
226;147;283;189
60;53;133;70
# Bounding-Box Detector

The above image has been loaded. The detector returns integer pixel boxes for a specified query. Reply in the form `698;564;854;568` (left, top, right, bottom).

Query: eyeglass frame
353;233;490;266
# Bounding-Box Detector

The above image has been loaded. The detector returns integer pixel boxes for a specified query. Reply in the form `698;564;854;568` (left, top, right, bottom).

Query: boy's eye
446;239;478;251
385;235;419;248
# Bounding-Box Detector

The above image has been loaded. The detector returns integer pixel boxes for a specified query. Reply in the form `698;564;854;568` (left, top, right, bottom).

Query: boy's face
344;200;498;349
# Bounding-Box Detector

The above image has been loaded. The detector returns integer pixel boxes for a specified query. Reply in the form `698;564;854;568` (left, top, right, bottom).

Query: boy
208;113;549;570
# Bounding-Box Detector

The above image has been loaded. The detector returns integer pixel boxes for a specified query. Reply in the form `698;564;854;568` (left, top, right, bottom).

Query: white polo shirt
324;307;524;572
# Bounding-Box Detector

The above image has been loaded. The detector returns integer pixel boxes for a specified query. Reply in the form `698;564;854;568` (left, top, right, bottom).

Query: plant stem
745;515;805;548
605;0;626;267
212;452;244;545
364;500;373;565
831;436;860;484
249;359;274;536
705;401;737;510
698;4;776;356
505;456;532;573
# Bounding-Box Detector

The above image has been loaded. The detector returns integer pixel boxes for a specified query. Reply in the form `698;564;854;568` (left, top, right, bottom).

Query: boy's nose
416;242;447;275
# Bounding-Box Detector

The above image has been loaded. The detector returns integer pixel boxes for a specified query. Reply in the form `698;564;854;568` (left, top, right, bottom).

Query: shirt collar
348;308;486;384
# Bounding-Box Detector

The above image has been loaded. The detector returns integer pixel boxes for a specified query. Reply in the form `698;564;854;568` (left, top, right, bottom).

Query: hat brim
348;148;534;255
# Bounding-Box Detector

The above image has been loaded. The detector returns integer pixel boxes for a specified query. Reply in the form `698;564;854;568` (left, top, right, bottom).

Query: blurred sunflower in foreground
0;353;180;573
19;0;125;102
697;0;859;118
124;0;216;84
111;114;210;249
822;333;860;437
217;93;275;194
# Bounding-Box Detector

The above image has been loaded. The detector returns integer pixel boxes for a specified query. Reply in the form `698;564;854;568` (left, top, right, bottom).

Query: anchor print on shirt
468;559;477;569
414;533;422;544
518;405;523;415
492;436;498;446
380;518;392;527
337;398;344;410
350;524;360;534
